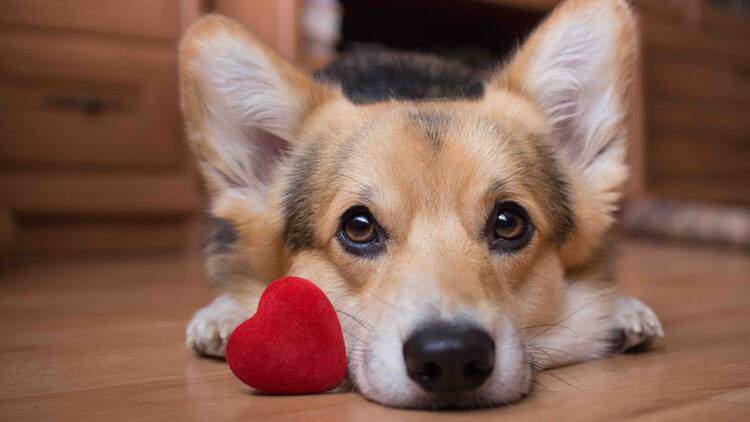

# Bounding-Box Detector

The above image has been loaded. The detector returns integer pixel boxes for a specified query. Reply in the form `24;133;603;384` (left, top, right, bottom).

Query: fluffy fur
181;0;663;409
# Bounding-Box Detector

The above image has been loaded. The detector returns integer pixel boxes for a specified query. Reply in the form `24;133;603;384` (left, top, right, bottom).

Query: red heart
226;276;347;394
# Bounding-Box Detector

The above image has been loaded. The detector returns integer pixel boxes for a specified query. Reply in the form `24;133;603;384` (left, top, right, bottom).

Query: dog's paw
186;294;249;358
611;295;664;353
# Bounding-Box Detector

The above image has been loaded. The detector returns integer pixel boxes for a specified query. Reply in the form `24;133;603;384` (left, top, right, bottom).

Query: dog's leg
527;283;663;369
611;294;664;353
186;293;250;358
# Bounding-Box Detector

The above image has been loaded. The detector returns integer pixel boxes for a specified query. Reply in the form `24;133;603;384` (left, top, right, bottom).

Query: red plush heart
226;276;347;394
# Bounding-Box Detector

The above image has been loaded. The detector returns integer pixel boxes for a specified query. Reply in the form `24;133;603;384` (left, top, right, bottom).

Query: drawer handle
45;93;118;115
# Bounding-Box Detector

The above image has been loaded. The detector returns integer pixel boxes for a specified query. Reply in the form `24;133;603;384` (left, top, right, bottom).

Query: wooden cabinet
0;31;180;167
637;0;750;207
0;0;203;257
0;0;182;40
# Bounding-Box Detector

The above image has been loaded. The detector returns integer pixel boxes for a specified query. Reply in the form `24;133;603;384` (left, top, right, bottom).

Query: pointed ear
179;15;336;199
491;0;636;265
496;0;635;175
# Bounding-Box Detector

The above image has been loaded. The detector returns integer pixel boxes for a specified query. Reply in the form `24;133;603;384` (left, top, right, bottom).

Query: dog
180;0;663;409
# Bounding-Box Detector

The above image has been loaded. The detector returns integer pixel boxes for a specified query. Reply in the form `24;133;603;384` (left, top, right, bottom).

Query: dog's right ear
180;15;336;200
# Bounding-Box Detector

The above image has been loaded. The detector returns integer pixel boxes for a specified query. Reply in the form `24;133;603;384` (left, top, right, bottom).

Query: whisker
531;290;609;340
536;368;576;389
522;323;578;337
369;293;401;311
341;327;367;344
336;309;373;330
530;344;577;359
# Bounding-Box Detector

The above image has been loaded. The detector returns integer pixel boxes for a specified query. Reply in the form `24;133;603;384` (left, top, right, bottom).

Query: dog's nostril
403;323;495;393
465;360;493;381
415;362;442;382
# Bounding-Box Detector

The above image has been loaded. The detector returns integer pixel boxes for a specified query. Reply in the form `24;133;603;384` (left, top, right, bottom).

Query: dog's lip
394;391;507;410
392;379;520;410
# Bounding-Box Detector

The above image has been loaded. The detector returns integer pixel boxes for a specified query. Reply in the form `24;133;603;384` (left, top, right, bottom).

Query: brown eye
344;213;377;243
494;209;525;240
338;206;386;258
487;202;533;253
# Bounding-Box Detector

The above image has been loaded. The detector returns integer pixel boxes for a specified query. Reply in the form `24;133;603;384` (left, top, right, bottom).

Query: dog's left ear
179;16;342;280
491;0;636;266
179;15;337;199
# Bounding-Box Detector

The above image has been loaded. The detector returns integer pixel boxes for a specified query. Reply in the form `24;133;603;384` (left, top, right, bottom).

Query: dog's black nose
403;323;495;393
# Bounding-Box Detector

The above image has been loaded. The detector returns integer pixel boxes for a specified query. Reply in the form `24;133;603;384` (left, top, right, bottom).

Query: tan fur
494;0;637;268
181;0;662;409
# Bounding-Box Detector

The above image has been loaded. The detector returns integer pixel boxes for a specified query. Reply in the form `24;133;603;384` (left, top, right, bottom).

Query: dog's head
181;0;635;408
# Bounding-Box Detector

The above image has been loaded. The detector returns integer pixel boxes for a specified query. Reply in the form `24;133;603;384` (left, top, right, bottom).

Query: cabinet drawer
0;0;180;41
0;29;180;168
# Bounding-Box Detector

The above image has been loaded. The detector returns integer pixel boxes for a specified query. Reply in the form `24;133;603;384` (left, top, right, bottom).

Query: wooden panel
212;0;301;61
0;172;202;215
699;0;750;37
637;0;750;208
641;13;750;63
648;130;749;179
0;209;16;260
0;29;180;168
649;177;750;207
646;55;750;106
649;100;750;136
0;0;180;41
15;218;188;255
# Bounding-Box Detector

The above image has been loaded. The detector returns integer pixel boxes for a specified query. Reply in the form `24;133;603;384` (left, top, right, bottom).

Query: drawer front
0;0;180;41
638;0;750;207
0;29;180;168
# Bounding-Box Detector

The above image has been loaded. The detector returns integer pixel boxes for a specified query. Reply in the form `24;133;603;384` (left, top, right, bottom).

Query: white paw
613;295;664;352
186;294;250;358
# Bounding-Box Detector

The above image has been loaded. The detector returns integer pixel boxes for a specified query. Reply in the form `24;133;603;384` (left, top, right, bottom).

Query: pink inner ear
251;129;290;187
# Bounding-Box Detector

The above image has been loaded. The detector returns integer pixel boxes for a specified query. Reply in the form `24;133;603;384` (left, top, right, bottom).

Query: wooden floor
1;238;749;421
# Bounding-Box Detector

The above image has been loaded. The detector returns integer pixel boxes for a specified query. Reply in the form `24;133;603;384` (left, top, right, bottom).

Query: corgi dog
181;0;663;409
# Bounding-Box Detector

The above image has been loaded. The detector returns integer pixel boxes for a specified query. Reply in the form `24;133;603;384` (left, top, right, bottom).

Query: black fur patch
316;49;484;104
542;158;575;244
282;142;320;251
529;139;575;244
204;217;237;254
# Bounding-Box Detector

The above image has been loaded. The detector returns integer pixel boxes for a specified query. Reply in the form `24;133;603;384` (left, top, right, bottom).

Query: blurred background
1;0;748;263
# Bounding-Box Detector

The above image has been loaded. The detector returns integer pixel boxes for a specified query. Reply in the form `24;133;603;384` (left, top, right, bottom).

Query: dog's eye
495;209;525;240
344;213;376;243
338;206;385;257
487;202;533;252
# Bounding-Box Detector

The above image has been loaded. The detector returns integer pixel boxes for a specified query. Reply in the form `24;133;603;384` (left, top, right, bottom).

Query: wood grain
636;0;750;208
212;0;301;61
14;217;190;256
0;28;180;168
0;172;201;215
0;238;748;420
0;0;181;41
0;0;202;258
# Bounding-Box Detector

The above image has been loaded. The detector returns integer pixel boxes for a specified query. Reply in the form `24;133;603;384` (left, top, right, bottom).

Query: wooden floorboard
0;238;749;421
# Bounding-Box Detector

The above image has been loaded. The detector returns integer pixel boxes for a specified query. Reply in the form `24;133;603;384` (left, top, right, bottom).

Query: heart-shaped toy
226;276;347;394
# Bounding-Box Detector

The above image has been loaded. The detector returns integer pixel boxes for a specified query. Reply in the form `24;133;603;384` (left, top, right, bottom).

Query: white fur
523;3;628;172
613;295;664;351
186;293;249;357
523;1;627;207
188;31;304;192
